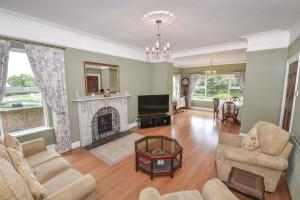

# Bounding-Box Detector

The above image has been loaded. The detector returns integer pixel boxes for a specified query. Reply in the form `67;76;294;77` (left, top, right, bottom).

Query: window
173;74;181;100
192;74;243;101
0;50;48;134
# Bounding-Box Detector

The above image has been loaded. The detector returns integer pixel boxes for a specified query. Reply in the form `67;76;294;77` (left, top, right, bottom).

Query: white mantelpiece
73;95;129;147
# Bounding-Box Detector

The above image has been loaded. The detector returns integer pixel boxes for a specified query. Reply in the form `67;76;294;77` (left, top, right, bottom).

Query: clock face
182;78;189;86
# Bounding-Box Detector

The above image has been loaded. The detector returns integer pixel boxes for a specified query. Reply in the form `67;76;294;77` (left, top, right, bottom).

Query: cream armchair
139;178;238;200
216;121;293;192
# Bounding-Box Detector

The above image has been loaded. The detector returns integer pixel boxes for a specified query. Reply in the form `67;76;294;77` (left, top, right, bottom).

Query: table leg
135;152;138;172
150;160;153;180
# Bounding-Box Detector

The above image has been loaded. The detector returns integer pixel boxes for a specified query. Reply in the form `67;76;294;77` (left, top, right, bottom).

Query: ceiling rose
142;10;175;26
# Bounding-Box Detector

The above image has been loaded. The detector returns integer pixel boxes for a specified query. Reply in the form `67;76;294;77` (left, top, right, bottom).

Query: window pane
192;88;205;99
0;51;46;133
230;89;243;101
206;75;229;100
230;75;240;88
192;77;206;100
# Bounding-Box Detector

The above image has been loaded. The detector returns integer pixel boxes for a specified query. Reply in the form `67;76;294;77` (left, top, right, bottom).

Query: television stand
137;113;171;129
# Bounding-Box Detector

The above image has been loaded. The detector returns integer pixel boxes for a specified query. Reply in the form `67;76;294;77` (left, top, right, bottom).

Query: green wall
64;48;154;142
152;62;173;114
240;48;288;133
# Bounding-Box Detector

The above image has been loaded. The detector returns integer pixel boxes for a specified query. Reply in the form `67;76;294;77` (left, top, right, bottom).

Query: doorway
281;58;299;132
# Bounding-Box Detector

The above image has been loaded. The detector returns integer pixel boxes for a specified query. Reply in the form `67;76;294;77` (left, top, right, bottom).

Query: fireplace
91;106;121;144
98;113;112;134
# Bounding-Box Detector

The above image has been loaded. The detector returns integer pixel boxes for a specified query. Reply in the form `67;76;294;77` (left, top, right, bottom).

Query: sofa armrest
21;138;47;157
202;178;238;200
139;187;161;200
226;149;288;170
219;133;242;147
46;174;96;200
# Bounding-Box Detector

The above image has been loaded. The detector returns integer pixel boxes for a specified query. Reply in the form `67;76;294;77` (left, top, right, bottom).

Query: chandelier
142;11;175;61
205;60;216;75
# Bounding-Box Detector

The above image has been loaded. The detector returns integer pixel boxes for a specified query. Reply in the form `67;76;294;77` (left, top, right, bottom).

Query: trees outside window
192;74;243;101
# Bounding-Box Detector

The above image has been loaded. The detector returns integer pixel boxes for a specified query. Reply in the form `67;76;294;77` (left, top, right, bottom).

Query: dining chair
212;98;220;118
230;96;240;102
221;101;240;125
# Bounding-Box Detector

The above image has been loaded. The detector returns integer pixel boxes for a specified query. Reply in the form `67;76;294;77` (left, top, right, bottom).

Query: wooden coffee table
227;167;265;200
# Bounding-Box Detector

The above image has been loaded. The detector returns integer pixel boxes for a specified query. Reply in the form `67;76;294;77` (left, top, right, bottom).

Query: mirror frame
84;61;120;95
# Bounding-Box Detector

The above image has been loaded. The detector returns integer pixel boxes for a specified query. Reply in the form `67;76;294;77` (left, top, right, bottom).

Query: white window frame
0;50;50;136
192;74;242;101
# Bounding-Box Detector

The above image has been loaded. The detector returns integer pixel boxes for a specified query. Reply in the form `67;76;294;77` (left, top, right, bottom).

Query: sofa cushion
163;191;203;200
202;178;238;200
139;187;162;200
26;149;60;168
4;134;23;152
255;121;289;156
16;162;47;200
7;147;30;169
0;143;12;164
33;157;72;184
241;128;259;151
0;158;34;200
43;168;83;195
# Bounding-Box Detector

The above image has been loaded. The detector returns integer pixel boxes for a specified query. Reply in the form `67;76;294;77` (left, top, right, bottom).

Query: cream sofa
216;121;293;192
0;137;96;200
139;178;238;200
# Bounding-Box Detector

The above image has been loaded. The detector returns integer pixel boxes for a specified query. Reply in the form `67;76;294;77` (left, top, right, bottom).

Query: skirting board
47;122;138;150
190;106;214;112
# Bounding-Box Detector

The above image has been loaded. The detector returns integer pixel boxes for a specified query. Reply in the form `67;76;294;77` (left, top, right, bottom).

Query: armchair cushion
241;128;259;151
255;121;289;156
219;133;242;147
226;149;288;170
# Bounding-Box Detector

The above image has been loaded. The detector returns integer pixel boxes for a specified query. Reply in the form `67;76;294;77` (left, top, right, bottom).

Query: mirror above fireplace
84;61;120;95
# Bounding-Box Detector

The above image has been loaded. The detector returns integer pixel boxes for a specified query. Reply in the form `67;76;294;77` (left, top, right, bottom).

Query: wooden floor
63;109;291;200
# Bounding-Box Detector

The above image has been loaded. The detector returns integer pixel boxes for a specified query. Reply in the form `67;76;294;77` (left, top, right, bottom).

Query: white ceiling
173;49;247;68
0;0;299;66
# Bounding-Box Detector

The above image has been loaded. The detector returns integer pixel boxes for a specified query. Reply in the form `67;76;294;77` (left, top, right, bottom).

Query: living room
0;1;300;200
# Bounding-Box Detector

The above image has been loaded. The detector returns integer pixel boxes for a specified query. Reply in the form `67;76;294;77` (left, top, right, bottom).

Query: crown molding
290;13;300;44
172;41;247;58
175;60;246;68
0;8;147;62
244;30;290;52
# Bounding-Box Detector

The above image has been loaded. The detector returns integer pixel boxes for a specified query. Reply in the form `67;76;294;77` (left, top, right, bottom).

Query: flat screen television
138;95;169;115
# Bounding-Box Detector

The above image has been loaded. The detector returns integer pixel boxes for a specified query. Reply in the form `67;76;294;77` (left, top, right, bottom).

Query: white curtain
233;72;246;92
0;40;11;103
25;44;71;153
173;74;181;101
187;74;201;108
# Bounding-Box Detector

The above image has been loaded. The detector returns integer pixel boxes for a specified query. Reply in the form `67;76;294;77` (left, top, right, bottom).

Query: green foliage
192;74;244;101
213;93;231;101
7;74;37;87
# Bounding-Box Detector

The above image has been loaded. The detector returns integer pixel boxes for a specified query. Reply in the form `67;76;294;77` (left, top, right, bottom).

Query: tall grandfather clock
181;77;189;96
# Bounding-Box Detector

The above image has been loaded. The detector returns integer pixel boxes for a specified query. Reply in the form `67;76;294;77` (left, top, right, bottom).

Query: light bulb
166;43;170;49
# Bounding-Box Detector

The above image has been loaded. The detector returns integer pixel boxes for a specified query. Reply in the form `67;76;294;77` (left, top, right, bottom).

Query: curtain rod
0;35;66;50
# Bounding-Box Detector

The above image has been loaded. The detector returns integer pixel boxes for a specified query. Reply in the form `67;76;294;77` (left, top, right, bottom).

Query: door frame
279;52;300;133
